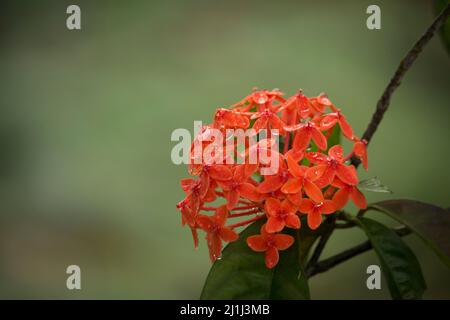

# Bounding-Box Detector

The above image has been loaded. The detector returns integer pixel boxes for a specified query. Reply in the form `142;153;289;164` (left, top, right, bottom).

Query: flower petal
265;197;281;216
332;188;350;210
273;234;295;250
206;233;222;262
180;178;195;192
244;164;258;177
307;210;322;230
190;227;199;248
233;165;247;182
281;199;298;215
305;165;327;181
238;182;261;202
257;175;283;193
215;205;229;225
322;200;336;214
208;165;232;180
328;145;344;161
286;153;305;177
225;190;240;209
299;199;314;213
339;115;354;139
287;193;303;206
320;114;338;130
281;178;302;194
247;235;268;252
265;247;279;269
293;129;312;151
311;127;327;150
305;152;328;164
269;114;286;134
303;179;324;203
219;227;239;242
336;164;358;185
350;187;367;209
285;214;301;229
196;214;214;231
314;167;336;188
200;173;210;198
216;180;232;191
266;217;285;233
252;117;269;132
353;141;368;171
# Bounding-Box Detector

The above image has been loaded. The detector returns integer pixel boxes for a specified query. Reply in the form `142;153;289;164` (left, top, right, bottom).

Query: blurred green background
0;0;449;299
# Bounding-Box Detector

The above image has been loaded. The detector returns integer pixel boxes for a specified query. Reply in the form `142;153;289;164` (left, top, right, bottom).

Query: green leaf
356;217;426;300
200;219;311;300
327;125;341;151
435;0;450;54
368;199;450;267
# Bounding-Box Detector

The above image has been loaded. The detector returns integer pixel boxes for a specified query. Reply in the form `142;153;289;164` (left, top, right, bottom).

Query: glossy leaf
200;219;310;300
357;217;426;300
368;199;450;267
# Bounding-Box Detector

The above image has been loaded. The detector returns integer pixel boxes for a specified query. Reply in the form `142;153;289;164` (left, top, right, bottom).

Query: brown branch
308;226;411;278
351;4;450;167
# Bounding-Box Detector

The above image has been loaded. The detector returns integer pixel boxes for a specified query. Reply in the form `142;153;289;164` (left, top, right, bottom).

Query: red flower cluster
177;89;368;268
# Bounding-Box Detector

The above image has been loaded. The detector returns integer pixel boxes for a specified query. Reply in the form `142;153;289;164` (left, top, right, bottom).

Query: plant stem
351;4;450;167
307;226;411;278
305;217;336;275
228;209;260;218
232;205;259;211
228;214;265;229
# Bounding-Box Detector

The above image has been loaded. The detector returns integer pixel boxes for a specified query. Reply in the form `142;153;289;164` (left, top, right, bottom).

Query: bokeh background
0;0;449;299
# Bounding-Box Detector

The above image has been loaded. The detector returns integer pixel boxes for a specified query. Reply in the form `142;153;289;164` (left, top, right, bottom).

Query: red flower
247;224;294;268
214;108;249;129
353;139;368;171
256;158;290;194
196;205;239;262
306;145;358;188
320;110;354;140
264;197;300;233
331;175;367;209
309;93;333;113
251;108;286;134
299;199;337;230
217;165;261;209
177;88;369;269
281;91;312;120
176;199;199;248
286;121;327;152
233;89;286;112
281;154;325;203
180;178;209;213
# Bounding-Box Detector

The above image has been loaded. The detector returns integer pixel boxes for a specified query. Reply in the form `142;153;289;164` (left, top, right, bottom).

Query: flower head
177;88;369;268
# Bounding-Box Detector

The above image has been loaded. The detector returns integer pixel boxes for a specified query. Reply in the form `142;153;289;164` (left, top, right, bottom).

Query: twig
308;226;411;278
305;217;336;275
351;4;450;167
